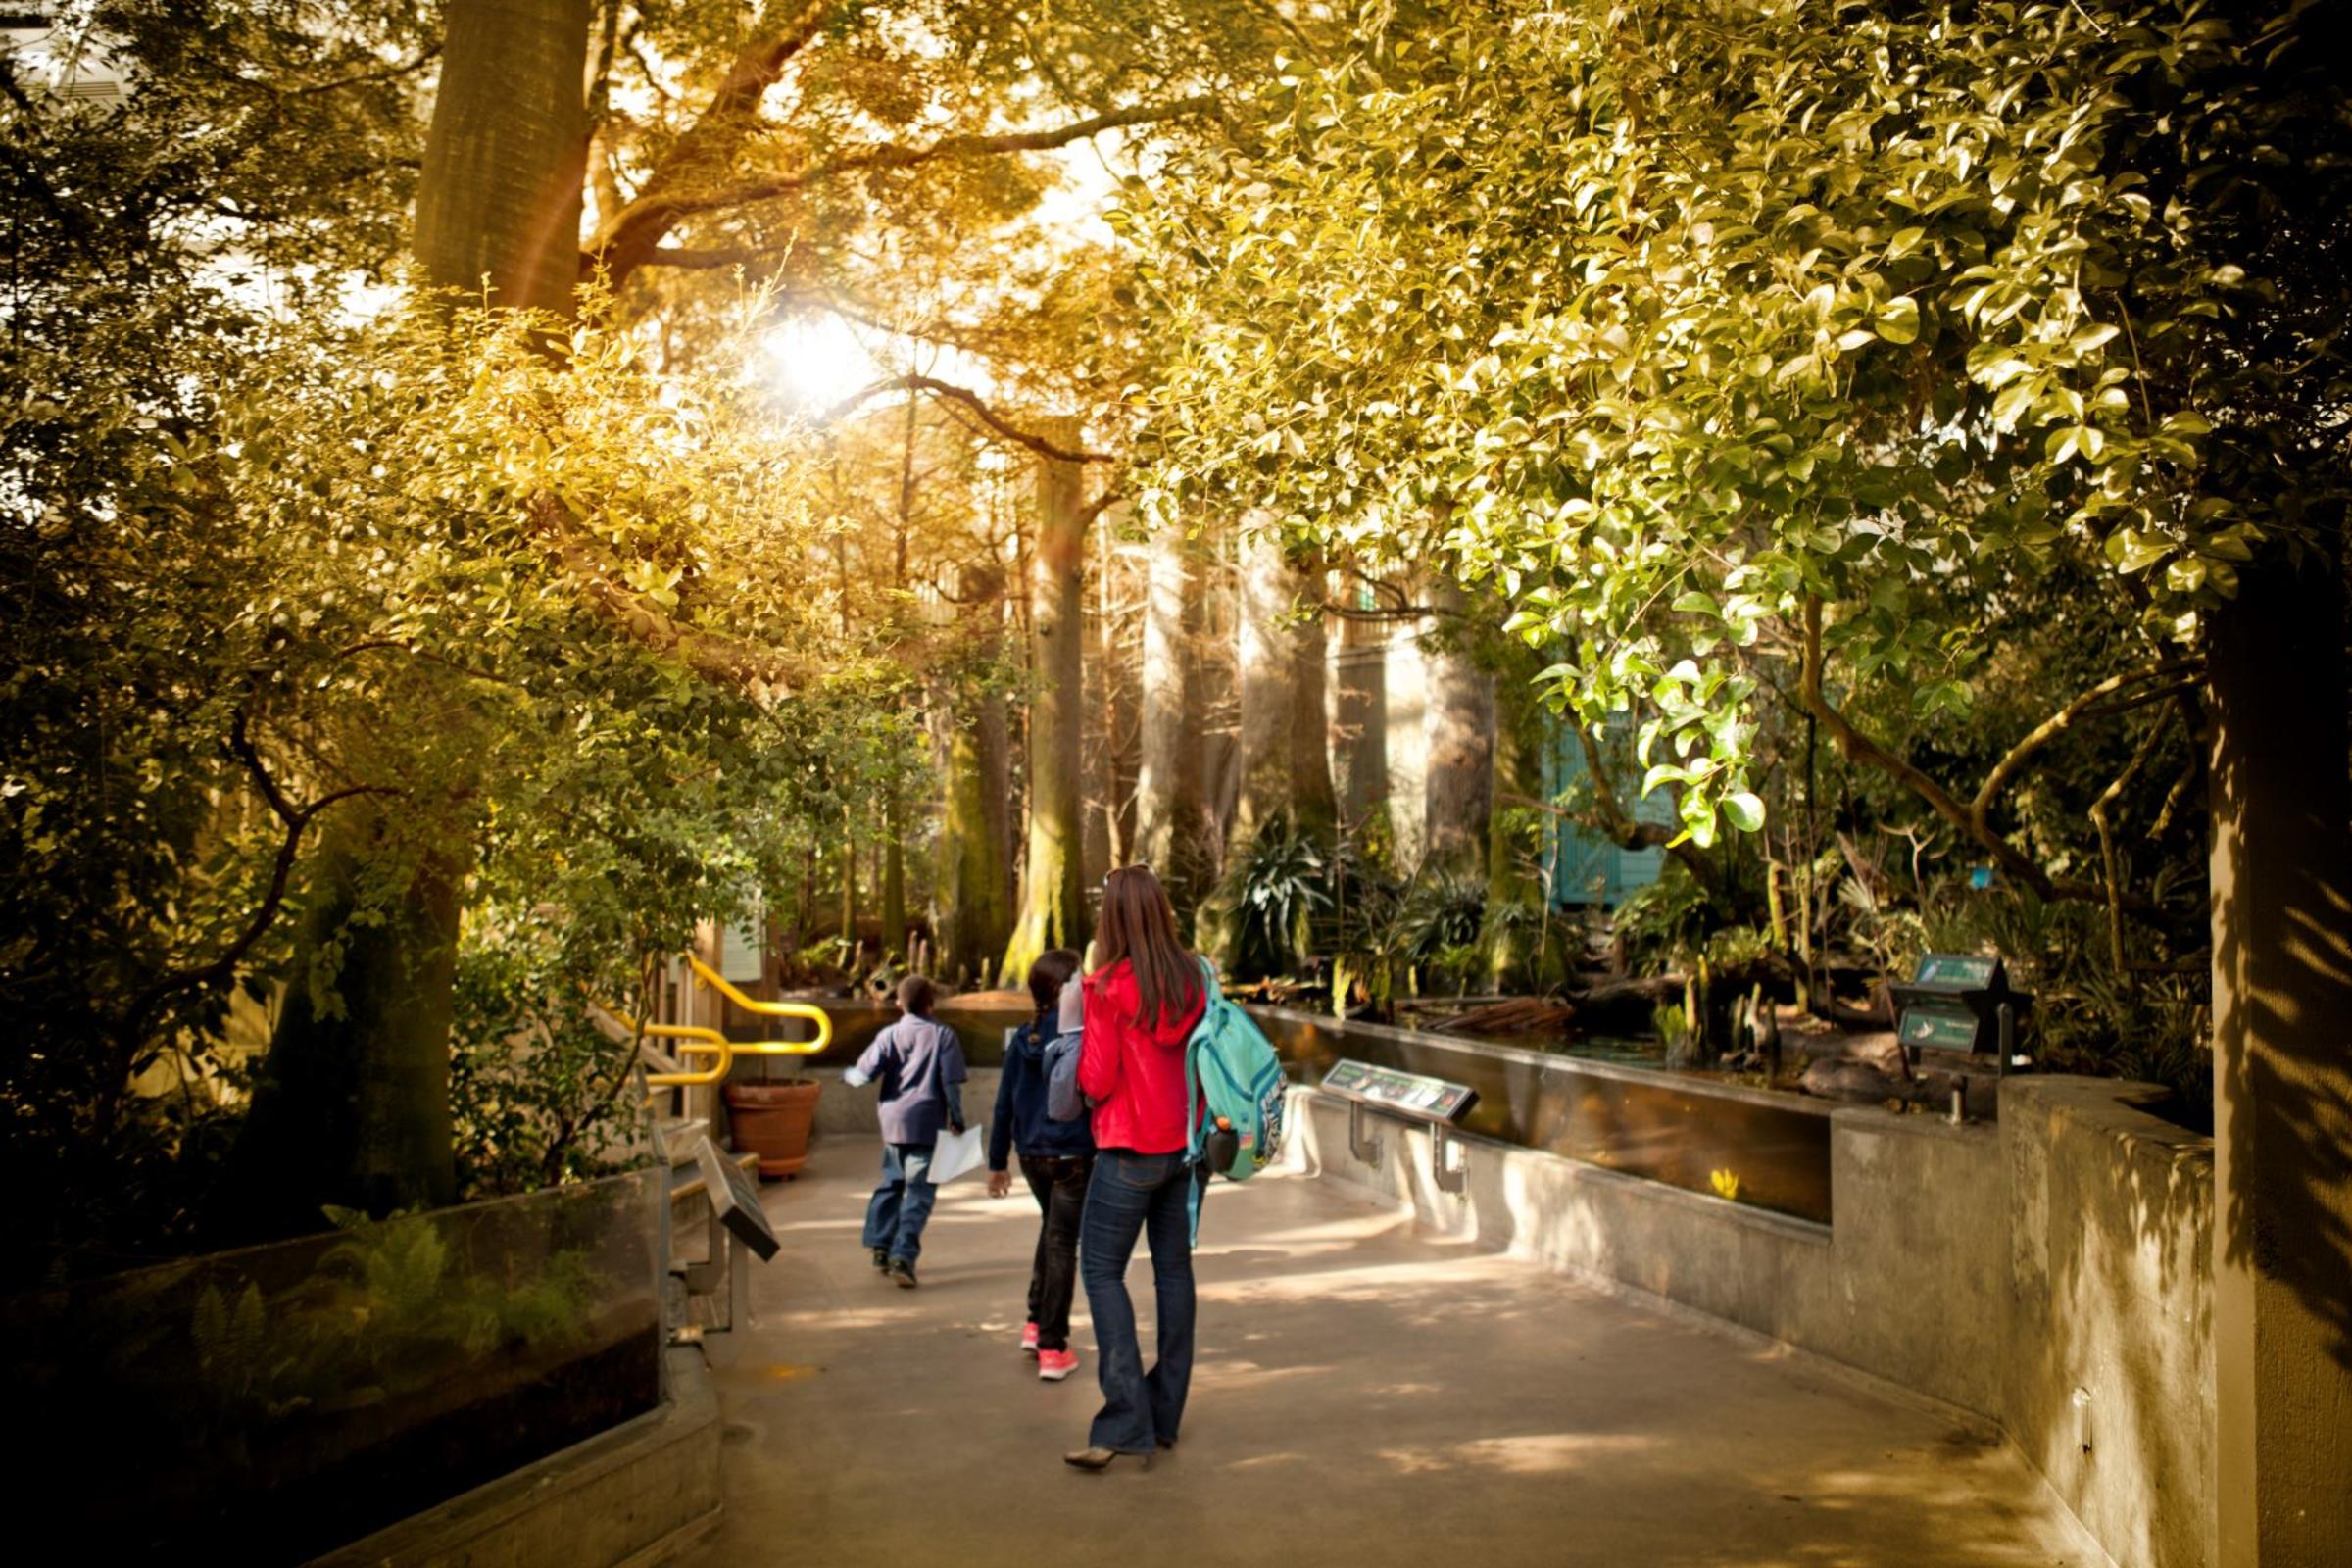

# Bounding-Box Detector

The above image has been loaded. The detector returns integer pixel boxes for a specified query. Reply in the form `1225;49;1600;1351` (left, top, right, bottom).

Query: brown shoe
1063;1446;1150;1472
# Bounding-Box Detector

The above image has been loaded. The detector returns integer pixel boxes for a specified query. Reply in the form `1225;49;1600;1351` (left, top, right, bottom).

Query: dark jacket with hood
988;1015;1097;1170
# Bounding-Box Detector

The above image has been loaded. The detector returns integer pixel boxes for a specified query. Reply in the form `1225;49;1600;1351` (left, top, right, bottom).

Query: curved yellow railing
684;953;833;1056
600;956;832;1102
599;1008;736;1091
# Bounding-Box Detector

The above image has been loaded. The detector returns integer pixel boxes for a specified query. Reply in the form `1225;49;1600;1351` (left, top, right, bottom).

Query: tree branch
104;712;389;1137
1967;656;2200;836
286;45;443;98
1566;719;1724;898
2090;708;2174;971
819;375;1113;464
1798;595;2176;919
529;495;816;702
590;93;1216;289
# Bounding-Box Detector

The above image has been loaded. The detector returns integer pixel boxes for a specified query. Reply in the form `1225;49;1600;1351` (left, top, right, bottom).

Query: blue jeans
861;1142;938;1264
1079;1149;1204;1452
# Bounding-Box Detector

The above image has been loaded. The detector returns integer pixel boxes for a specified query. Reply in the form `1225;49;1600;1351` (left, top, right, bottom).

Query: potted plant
722;1062;822;1179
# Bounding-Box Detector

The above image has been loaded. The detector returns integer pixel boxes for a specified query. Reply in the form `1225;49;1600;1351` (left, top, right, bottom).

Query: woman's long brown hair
1094;865;1203;1030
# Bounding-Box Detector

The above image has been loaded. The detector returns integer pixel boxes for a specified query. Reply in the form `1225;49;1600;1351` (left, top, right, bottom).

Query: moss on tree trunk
1003;421;1091;982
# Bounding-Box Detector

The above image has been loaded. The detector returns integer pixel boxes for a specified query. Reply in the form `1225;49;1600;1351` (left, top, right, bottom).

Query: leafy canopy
1122;0;2348;845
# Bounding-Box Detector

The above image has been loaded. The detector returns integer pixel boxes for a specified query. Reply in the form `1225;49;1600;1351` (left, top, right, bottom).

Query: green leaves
1874;296;1922;344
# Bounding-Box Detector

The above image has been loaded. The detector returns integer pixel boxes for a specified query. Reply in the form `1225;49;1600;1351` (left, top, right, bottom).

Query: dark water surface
1250;1007;1835;1226
755;999;1833;1224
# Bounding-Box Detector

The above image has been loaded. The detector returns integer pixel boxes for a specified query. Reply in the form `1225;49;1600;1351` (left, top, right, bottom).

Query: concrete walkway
681;1139;2098;1568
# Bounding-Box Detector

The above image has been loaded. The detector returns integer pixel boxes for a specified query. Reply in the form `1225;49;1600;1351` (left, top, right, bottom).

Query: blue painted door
1542;713;1672;907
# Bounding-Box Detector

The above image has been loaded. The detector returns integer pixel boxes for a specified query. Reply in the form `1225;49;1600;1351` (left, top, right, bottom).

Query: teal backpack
1182;959;1289;1192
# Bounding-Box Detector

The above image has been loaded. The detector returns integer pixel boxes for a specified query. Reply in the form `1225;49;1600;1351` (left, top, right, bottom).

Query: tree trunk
220;810;463;1239
1482;665;1544;988
933;563;1013;985
227;0;591;1236
2206;548;2352;1567
1335;579;1390;826
1198;518;1295;966
415;0;591;313
1287;551;1339;842
1198;528;1241;862
1136;516;1200;884
1003;420;1090;980
838;808;857;951
1230;517;1295;848
881;794;906;960
1081;516;1116;889
1385;580;1432;866
1422;576;1494;875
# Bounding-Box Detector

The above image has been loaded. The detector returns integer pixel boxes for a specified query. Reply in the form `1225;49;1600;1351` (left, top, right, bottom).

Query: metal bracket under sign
1322;1058;1479;1195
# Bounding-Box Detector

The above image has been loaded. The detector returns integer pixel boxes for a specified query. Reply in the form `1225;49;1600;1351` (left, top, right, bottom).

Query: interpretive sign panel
1890;952;2028;1063
1913;953;1998;990
1321;1058;1479;1123
694;1136;780;1261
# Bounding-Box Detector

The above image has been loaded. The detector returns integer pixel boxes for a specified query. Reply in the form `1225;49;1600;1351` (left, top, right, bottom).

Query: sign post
1318;1059;1481;1194
686;1135;779;1332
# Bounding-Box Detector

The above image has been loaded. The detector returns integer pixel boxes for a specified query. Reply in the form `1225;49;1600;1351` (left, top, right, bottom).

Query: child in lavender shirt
844;974;965;1287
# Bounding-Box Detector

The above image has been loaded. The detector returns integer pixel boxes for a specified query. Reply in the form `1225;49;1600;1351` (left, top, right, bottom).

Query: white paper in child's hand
1057;974;1085;1035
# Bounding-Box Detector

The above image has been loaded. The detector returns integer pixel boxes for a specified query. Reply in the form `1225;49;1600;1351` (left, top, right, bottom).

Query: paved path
682;1139;2097;1568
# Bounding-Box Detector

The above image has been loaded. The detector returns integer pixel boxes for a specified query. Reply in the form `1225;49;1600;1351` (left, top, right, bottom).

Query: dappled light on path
682;1142;2100;1568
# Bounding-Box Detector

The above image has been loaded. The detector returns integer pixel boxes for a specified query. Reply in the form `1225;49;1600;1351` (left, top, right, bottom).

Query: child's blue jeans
861;1142;938;1264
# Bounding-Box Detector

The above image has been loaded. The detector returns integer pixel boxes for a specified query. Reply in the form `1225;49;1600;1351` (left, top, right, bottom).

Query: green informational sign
1914;953;1996;989
1900;1006;1981;1051
1321;1059;1479;1122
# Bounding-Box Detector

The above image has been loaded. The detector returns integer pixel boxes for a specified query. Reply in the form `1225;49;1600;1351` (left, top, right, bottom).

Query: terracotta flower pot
722;1079;822;1179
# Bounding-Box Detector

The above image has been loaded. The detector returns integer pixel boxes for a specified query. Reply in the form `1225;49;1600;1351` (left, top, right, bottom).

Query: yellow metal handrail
599;1007;736;1091
684;953;833;1056
599;955;832;1102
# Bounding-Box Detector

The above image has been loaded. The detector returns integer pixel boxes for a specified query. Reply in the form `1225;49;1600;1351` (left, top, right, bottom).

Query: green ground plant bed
0;1170;662;1562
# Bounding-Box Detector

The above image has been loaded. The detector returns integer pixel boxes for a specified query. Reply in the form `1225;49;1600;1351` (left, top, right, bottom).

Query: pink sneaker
1037;1348;1079;1382
1020;1320;1040;1354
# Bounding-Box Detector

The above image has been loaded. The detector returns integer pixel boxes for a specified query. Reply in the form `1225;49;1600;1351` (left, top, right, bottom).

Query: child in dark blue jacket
987;948;1094;1381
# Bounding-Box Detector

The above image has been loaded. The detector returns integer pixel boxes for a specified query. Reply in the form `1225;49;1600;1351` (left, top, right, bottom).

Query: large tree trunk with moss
1334;582;1389;825
1003;422;1090;982
933;567;1012;985
1287;550;1339;841
1197;519;1295;966
1136;516;1207;902
1230;518;1295;848
227;0;591;1234
415;0;591;310
1422;576;1494;876
2205;547;2352;1567
221;810;463;1239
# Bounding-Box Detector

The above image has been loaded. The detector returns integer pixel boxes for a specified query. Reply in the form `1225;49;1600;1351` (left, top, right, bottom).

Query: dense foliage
1127;0;2345;850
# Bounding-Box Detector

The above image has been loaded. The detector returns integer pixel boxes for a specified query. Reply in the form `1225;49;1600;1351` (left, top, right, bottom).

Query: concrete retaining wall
1287;1074;2213;1568
314;1346;721;1568
797;1065;1004;1143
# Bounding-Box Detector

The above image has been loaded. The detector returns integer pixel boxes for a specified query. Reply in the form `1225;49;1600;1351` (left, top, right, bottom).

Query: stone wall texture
1287;1074;2214;1568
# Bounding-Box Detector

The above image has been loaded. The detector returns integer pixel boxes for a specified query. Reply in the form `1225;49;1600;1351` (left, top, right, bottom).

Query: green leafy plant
1612;862;1713;973
1223;816;1331;978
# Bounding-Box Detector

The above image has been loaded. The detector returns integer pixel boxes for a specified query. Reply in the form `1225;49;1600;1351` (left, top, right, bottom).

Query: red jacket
1078;959;1205;1154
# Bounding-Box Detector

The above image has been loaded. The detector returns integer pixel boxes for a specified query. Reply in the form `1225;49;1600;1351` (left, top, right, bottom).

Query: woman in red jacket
1064;864;1207;1471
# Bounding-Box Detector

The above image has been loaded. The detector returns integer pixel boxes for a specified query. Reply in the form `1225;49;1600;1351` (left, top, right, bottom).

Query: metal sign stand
1348;1100;1384;1170
1322;1059;1480;1197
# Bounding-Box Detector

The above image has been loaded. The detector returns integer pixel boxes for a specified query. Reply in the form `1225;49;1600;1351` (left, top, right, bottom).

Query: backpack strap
1180;956;1222;1249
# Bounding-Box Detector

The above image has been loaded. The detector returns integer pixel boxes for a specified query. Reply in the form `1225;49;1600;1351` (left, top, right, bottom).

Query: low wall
314;1346;721;1568
797;1065;1004;1143
1287;1074;2213;1568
